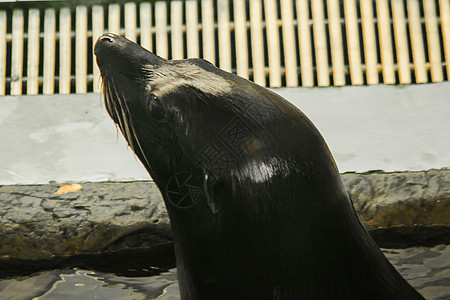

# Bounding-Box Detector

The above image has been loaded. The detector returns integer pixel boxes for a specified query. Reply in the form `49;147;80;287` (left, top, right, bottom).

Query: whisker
120;97;135;151
107;77;135;152
104;84;113;117
108;83;125;135
99;73;156;177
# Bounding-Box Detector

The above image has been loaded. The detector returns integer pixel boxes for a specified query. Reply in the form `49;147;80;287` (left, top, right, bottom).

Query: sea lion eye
146;94;165;121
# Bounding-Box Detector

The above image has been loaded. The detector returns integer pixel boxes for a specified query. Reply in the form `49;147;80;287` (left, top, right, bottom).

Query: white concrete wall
0;83;448;185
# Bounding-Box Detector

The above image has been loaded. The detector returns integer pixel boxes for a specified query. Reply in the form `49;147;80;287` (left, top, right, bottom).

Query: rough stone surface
0;169;448;261
0;182;171;260
343;168;449;229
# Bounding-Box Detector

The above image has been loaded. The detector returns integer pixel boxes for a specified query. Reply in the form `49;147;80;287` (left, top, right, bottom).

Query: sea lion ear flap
203;173;217;215
146;94;165;121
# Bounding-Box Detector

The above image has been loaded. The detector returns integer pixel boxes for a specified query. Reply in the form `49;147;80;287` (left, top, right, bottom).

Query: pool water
0;245;449;300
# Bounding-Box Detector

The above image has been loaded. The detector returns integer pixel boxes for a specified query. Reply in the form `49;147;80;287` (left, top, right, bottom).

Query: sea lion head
95;33;243;188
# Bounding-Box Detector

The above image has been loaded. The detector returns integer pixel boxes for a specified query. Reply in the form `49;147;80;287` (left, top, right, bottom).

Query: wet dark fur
95;34;424;300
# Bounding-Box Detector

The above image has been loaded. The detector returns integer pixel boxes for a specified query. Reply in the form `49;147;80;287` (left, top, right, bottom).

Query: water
1;245;449;300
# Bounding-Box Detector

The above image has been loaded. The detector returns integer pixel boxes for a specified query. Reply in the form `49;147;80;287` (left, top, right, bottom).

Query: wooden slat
76;6;87;94
0;10;6;95
108;4;120;35
280;0;298;86
201;0;215;64
296;0;314;87
376;0;395;83
124;2;137;42
441;0;450;79
360;0;379;84
233;0;249;79
424;0;443;82
140;2;152;52
407;0;427;83
327;0;345;85
4;0;447;96
59;8;71;94
218;0;231;71
155;1;168;58
391;0;411;84
264;0;282;87
344;0;363;85
249;0;266;86
92;5;104;93
43;9;56;94
27;9;40;95
186;0;199;58
11;9;24;95
171;1;183;60
311;0;330;86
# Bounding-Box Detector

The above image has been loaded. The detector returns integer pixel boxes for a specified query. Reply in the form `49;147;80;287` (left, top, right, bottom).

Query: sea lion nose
94;33;120;56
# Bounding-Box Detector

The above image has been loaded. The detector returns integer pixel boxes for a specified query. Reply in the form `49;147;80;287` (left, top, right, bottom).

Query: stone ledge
342;168;449;228
0;169;448;261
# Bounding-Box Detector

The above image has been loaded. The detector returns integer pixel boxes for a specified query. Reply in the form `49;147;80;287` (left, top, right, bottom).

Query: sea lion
94;33;424;300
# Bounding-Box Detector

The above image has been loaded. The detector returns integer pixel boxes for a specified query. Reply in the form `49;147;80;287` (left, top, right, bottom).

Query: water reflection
0;245;448;300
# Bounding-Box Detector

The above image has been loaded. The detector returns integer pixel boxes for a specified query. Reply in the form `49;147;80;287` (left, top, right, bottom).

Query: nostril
98;33;119;43
100;36;113;43
99;35;113;43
